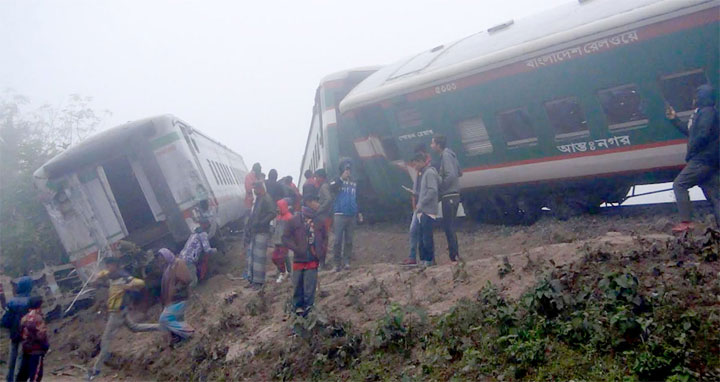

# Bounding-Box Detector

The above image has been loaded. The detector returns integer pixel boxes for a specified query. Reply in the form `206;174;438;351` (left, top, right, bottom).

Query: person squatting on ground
331;160;360;272
431;134;462;262
157;249;195;344
271;199;293;283
402;146;432;267
15;296;48;382
314;168;333;267
179;223;217;289
283;196;326;317
2;276;33;382
411;152;441;267
666;84;720;232
88;257;159;380
245;180;277;290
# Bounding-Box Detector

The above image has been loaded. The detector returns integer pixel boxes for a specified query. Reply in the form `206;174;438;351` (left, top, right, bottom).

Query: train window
544;97;589;140
457;117;493;155
497;108;538;147
660;69;708;117
597;84;648;131
395;106;423;129
229;165;237;184
212;161;223;185
223;164;233;185
207;160;219;184
216;162;227;185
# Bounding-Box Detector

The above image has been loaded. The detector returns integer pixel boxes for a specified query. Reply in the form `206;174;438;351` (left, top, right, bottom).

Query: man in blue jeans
331;160;361;272
409;152;440;267
402;148;432;267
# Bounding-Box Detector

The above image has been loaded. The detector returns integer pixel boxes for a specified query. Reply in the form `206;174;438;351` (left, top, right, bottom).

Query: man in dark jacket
2;276;32;382
282;196;326;316
431;134;461;261
314;169;333;266
245;181;277;289
265;169;287;203
666;84;719;231
301;169;318;203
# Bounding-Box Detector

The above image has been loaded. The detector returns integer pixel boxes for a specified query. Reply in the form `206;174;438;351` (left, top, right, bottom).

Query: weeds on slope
293;230;720;382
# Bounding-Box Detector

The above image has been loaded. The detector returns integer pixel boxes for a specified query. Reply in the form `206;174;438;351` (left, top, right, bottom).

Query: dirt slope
2;204;716;381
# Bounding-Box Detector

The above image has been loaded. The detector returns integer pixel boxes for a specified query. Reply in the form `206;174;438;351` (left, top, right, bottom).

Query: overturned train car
34;115;249;279
331;0;718;223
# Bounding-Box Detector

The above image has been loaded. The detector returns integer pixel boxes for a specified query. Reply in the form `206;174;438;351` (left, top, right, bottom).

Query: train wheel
547;192;594;220
516;196;542;225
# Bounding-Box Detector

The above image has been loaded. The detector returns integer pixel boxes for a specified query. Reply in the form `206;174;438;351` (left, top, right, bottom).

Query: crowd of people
2;81;717;381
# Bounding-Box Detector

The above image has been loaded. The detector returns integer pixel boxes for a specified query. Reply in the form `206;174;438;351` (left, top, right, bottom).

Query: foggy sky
2;0;586;178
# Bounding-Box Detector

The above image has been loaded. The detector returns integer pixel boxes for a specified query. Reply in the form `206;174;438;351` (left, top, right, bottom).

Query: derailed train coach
33;115;249;279
297;68;387;214
332;0;719;224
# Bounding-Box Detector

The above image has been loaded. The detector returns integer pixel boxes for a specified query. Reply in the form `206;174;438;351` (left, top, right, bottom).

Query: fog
1;0;571;178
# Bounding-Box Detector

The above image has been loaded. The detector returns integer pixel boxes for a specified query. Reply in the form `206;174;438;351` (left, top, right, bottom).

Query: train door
102;155;158;238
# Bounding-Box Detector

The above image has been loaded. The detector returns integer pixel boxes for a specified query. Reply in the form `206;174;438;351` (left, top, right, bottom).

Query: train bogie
34;115;248;279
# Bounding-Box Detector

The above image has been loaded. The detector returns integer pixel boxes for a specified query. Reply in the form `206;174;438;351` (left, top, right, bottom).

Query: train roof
34;114;244;179
340;0;717;113
320;66;382;84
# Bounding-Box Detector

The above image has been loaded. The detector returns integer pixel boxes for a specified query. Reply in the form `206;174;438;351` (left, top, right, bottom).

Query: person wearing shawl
157;249;195;343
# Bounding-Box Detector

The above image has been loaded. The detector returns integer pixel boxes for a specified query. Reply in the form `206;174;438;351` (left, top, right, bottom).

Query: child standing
271;199;293;283
16;296;48;382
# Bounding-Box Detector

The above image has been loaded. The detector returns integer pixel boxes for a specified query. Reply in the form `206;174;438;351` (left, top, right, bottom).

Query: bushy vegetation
0;91;109;275
265;230;719;381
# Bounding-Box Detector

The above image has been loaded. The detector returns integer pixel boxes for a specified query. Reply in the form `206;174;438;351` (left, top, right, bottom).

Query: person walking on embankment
666;84;719;232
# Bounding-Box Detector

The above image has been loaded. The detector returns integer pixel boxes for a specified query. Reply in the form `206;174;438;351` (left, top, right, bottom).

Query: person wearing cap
179;223;217;289
87;257;158;380
314;169;333;267
245;180;276;290
410;151;440;267
331;160;361;272
282;195;326;316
